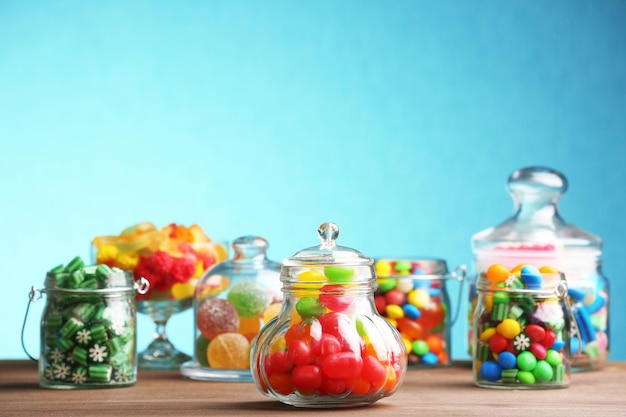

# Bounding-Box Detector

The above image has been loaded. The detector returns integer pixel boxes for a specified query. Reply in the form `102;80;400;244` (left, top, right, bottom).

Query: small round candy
227;280;271;318
497;319;521;339
386;304;404;320
480;361;502;382
385;289;406;306
545;349;563;366
421;352;438;365
529;342;547;360
412;340;429;356
521;265;543;289
486;264;510;284
517;351;537;372
324;266;354;283
517;370;536;384
525;324;546;342
296;297;325;319
394;260;412;272
408;289;430;308
497;351;517;369
403;304;420;320
375;261;392;277
396;277;414;293
207;332;250;369
197;298;239;340
489;333;508;354
533;360;554;382
377;278;397;293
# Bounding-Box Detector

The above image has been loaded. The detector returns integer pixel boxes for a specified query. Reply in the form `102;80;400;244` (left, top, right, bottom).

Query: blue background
2;1;625;362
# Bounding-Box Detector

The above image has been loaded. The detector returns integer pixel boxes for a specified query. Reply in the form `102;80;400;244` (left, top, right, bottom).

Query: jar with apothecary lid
180;236;282;381
468;166;609;371
24;256;149;389
250;222;407;408
374;258;466;368
472;265;574;389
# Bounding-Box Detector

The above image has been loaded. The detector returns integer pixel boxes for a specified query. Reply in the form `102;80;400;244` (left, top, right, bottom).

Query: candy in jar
468;167;609;371
472;263;575;389
25;256;149;389
251;222;407;408
374;258;466;368
180;236;282;381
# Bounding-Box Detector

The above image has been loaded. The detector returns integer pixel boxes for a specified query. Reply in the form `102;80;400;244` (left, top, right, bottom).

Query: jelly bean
196;298;240;340
517;370;536;384
264;350;293;375
525;324;546;343
268;372;294;395
532;360;553;382
385;289;406;306
296;297;325;319
403;304;420;320
520;265;543;289
426;335;444;354
394;260;412;272
291;365;323;392
516;351;537;372
319;376;347;395
407;289;430;308
397;318;423;341
318;312;361;352
486;264;510;284
322;352;363;379
311;333;342;358
529;342;547;360
324;266;354;283
497;351;517;369
417;301;444;329
480;361;502;382
361;355;387;386
288;339;312;366
319;284;355;312
488;333;508;354
496;318;521;339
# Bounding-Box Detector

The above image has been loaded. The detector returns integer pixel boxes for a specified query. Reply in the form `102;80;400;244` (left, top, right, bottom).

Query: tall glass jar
35;256;148;389
472;264;574;389
468;167;609;371
251;222;407;408
180;236;282;381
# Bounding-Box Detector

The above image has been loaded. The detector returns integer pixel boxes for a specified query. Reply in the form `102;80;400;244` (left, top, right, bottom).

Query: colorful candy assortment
40;256;141;388
374;259;452;367
252;264;407;406
472;264;572;388
92;222;227;301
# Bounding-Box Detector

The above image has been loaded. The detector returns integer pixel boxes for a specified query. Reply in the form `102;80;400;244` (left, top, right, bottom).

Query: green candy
517;370;536;384
545;349;563;366
412;340;429;356
89;364;112;383
296;297;325;318
493;291;510;304
65;256;85;273
324;266;355;283
516;351;537;372
377;278;397;293
227;280;271;318
533;360;554;382
394;261;412;272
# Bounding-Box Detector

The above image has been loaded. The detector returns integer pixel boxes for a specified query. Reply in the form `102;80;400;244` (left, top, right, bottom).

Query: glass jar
32;256;148;389
468;167;609;371
180;236;282;381
251;222;407;408
472;265;574;389
374;258;466;368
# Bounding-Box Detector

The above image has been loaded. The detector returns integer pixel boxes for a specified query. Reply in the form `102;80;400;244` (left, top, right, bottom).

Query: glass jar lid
472;166;602;258
283;222;373;267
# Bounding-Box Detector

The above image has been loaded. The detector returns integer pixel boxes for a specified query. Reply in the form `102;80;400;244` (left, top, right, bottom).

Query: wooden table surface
1;360;625;416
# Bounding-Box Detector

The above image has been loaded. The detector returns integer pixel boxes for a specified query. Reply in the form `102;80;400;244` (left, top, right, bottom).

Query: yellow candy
539;265;559;274
408;289;430;308
402;336;412;353
116;252;139;270
171;279;197;300
375;261;392;277
294;269;326;297
497;318;521;339
385;304;404;320
262;302;282;324
95;245;118;264
479;327;497;342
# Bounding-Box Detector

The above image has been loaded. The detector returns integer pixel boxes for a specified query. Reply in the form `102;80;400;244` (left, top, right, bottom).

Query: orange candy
207;333;250;369
486;264;511;284
426;335;444;355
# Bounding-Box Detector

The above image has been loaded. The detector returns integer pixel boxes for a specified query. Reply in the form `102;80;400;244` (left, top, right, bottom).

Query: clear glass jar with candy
180;236;282;381
468;166;609;371
374;258;466;368
251;222;407;408
472;264;575;389
27;256;149;389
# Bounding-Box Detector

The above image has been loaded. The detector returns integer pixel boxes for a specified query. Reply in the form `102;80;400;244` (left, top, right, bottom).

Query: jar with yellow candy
180;236;282;382
92;222;228;370
251;222;407;408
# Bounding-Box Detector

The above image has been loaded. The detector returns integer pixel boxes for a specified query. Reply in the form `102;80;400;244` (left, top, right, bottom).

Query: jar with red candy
250;222;407;408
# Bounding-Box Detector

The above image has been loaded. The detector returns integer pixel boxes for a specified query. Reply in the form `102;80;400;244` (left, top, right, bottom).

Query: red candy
291;365;323;392
319;284;355;312
529;342;547;360
488;333;508;353
525;324;546;343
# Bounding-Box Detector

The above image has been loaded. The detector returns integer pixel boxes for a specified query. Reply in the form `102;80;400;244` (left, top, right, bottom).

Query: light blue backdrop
2;1;625;362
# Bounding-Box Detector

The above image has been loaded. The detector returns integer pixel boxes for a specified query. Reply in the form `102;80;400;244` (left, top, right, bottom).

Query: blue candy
552;339;566;351
521;265;543;289
480;361;502;382
585;294;606;314
421;352;438;365
403;304;420;320
574;307;596;343
497;351;517;370
568;288;586;302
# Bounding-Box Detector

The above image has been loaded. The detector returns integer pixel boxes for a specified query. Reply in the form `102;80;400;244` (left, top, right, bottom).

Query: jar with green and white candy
29;256;148;389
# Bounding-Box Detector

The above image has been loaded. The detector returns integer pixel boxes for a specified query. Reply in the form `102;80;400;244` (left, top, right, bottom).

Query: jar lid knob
317;222;339;249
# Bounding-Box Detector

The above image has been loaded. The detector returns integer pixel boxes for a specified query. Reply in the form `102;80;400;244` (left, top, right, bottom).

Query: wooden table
1;360;624;416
